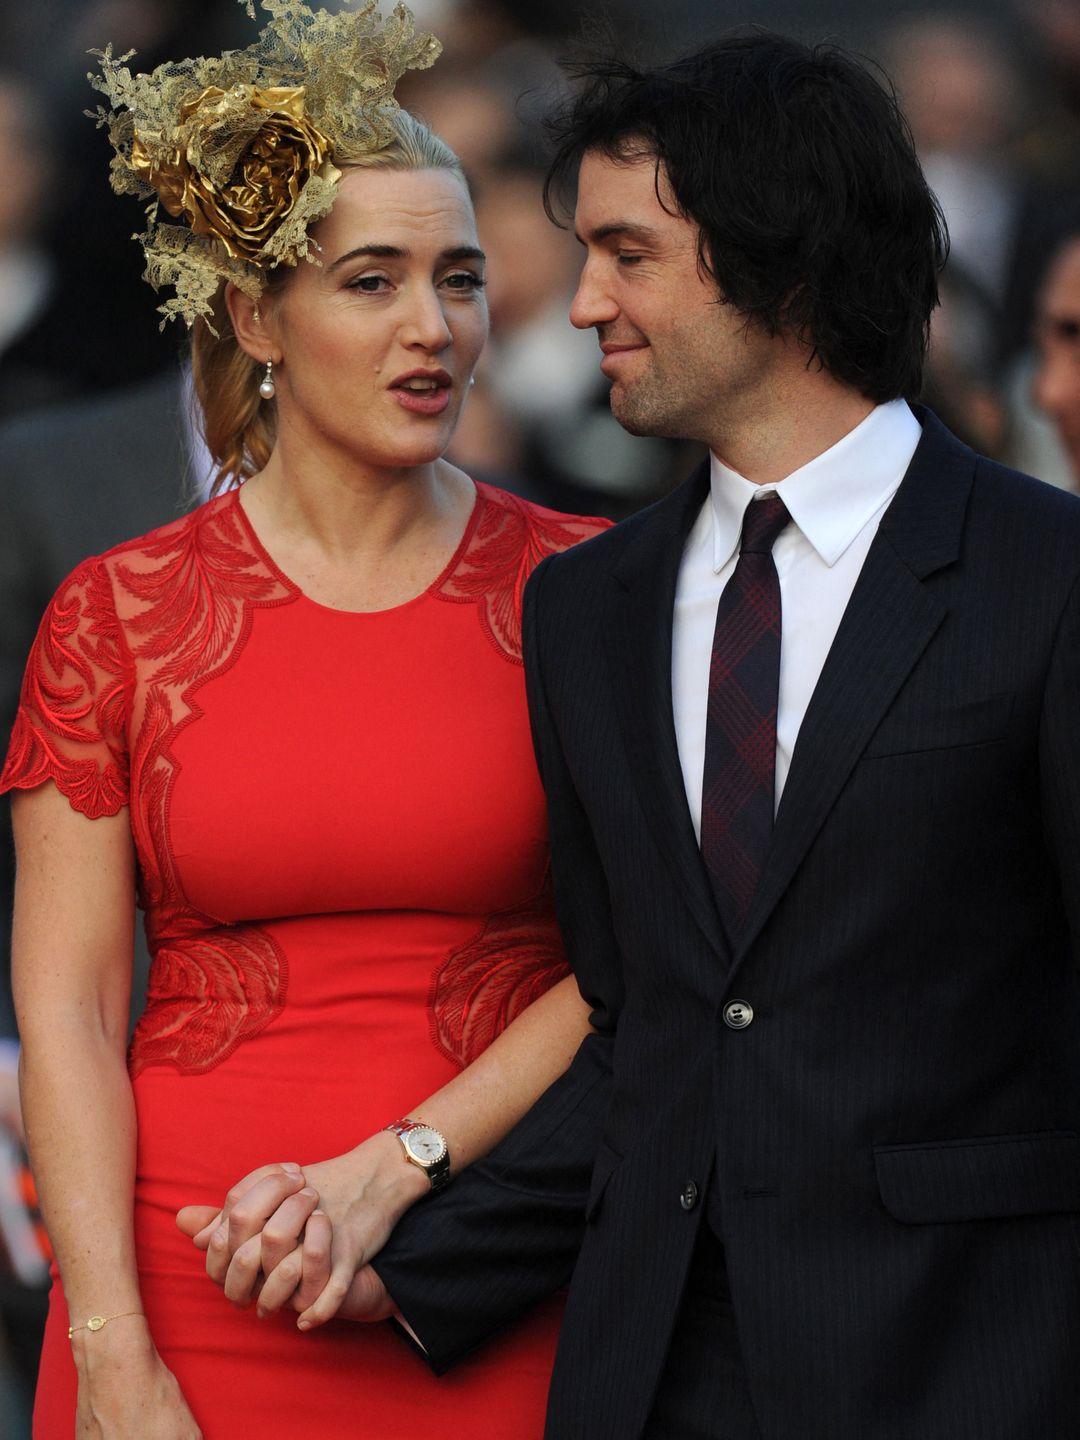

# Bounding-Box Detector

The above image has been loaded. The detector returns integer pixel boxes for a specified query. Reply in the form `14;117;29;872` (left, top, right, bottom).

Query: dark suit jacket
373;409;1080;1439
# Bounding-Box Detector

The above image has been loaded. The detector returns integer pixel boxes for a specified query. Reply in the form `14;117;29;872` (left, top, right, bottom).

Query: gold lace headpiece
88;0;441;328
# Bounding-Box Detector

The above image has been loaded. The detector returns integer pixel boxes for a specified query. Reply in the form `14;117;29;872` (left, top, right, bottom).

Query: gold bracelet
68;1311;144;1340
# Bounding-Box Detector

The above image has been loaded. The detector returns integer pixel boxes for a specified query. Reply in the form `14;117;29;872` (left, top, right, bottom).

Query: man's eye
617;253;644;266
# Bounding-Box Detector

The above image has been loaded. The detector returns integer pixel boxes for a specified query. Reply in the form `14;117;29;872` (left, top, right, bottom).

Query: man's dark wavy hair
544;32;949;402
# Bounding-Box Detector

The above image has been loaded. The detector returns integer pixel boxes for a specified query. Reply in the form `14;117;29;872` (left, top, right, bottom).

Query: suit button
679;1182;699;1211
723;999;754;1030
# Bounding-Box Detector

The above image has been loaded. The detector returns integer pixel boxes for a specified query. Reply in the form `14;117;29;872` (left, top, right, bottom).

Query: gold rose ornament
88;0;441;328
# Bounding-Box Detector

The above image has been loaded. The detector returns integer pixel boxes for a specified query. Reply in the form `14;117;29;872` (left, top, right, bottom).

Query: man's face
569;148;781;451
1033;238;1080;482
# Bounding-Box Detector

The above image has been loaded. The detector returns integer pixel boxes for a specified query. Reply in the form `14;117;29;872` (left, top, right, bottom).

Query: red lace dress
1;481;608;1439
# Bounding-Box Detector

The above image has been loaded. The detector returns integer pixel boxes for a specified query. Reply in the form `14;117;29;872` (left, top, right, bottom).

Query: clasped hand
175;1132;419;1328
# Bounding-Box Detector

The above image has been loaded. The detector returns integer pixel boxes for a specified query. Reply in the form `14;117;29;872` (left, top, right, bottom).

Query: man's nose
569;261;619;331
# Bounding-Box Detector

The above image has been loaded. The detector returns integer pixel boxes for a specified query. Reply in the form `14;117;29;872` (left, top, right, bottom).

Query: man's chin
610;389;678;440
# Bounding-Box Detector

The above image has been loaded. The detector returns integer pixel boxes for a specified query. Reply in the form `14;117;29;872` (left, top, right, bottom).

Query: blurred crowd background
4;0;1080;1430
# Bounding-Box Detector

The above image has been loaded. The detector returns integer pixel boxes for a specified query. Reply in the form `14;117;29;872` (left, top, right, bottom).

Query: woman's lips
391;385;452;415
389;370;453;416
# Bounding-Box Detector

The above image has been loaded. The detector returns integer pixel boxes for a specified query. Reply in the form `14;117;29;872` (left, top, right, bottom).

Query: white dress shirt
673;399;922;839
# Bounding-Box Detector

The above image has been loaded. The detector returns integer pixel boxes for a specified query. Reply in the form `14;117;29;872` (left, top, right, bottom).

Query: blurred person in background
883;14;1024;313
881;6;1080;485
0;76;59;419
1032;229;1080;480
992;0;1080;482
880;14;1022;456
0;0;252;410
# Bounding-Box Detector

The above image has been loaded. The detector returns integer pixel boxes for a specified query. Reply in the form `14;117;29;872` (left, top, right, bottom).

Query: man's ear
225;282;279;364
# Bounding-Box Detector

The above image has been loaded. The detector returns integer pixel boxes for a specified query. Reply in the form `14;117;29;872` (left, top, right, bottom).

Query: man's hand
177;1162;329;1315
176;1136;426;1328
177;1184;397;1328
326;1264;396;1325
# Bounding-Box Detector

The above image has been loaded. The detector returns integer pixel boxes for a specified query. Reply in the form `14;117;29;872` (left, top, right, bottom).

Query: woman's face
267;164;488;473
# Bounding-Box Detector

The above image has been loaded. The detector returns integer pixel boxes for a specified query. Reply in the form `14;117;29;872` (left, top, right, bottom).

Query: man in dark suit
1032;229;1080;485
192;35;1080;1439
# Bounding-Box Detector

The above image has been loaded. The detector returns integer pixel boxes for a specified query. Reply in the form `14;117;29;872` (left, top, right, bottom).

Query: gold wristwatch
384;1119;451;1192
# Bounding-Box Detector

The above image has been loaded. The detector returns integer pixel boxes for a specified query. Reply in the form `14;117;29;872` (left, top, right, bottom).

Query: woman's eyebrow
328;243;486;271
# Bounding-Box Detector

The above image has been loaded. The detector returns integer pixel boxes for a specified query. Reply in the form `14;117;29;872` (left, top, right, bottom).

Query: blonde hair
191;110;465;494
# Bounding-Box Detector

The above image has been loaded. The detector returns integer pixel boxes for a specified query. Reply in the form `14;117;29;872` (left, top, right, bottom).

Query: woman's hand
258;1137;426;1328
72;1318;202;1438
177;1134;428;1329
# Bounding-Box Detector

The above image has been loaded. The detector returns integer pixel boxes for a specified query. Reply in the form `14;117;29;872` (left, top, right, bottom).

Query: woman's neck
237;442;476;613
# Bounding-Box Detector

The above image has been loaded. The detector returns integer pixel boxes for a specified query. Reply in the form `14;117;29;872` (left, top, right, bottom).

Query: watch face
403;1127;447;1165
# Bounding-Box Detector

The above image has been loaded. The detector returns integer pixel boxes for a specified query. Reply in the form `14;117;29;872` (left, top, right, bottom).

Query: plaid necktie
700;493;791;934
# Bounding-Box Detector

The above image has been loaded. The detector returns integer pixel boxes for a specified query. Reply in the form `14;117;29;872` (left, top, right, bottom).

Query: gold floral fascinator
87;0;442;329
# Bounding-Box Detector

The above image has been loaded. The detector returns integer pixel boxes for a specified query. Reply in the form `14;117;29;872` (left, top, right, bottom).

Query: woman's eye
443;271;486;292
347;274;390;293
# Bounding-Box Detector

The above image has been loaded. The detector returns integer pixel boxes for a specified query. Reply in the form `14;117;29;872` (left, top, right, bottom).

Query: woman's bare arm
178;971;592;1327
14;784;201;1437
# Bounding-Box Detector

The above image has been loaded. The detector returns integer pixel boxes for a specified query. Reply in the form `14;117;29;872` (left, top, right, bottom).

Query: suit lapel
607;462;732;961
732;409;976;967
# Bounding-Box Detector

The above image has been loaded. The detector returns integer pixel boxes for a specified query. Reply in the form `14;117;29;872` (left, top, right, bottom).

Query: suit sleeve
371;554;622;1373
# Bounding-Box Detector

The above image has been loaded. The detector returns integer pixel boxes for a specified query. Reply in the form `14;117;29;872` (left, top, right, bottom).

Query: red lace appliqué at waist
129;925;288;1077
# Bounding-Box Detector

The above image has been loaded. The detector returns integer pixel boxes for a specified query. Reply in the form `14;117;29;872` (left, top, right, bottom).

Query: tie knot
740;493;790;555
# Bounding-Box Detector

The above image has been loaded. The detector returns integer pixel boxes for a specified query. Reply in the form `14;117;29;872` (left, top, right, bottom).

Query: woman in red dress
1;8;607;1435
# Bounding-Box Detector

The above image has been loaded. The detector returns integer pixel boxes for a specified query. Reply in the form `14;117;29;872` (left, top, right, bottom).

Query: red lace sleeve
0;557;132;818
432;484;613;664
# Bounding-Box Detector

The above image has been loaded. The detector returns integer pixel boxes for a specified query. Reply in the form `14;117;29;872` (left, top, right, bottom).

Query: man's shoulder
898;410;1080;587
965;450;1080;577
971;450;1080;520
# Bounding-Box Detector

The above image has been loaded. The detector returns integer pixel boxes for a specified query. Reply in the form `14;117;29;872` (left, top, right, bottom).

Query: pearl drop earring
259;357;276;401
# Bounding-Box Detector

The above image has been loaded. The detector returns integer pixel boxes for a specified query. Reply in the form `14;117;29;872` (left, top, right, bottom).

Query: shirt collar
707;398;922;572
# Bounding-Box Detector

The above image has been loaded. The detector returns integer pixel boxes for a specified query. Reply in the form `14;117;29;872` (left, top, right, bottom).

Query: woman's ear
226;282;279;364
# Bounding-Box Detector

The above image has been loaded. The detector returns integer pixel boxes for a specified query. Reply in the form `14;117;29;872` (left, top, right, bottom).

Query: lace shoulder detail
112;493;292;677
428;877;571;1068
1;555;133;818
431;482;611;664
